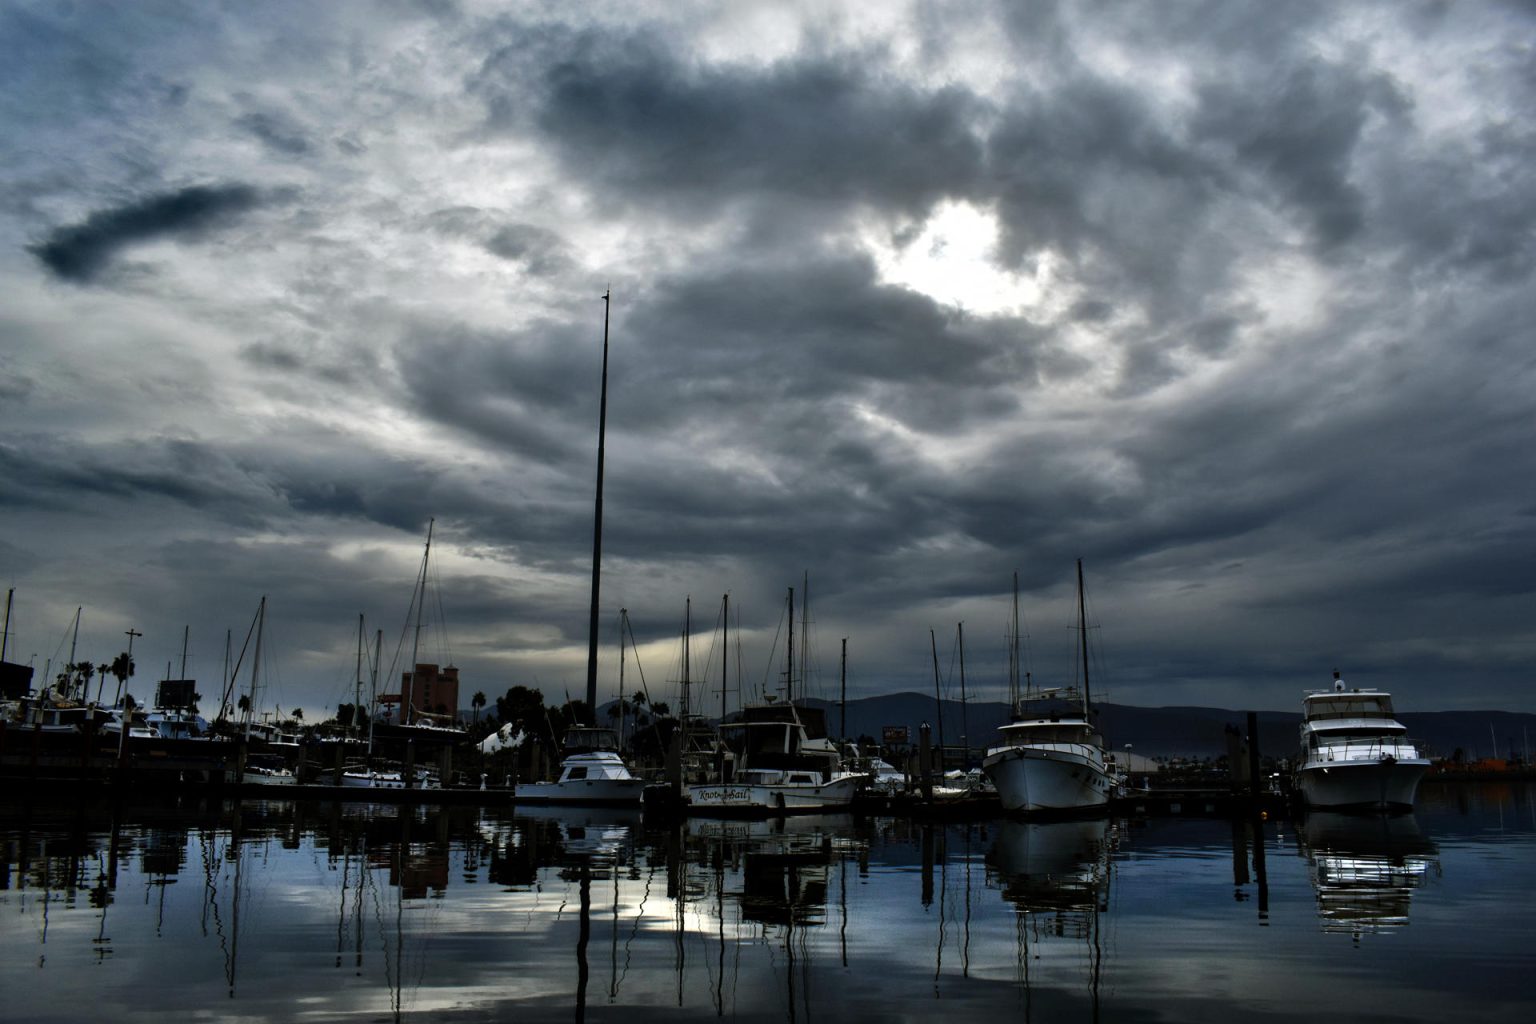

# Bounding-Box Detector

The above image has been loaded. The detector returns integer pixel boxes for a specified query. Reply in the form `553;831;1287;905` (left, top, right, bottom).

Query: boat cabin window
743;724;794;756
1008;724;1089;744
1305;695;1395;719
1315;726;1404;740
564;728;618;751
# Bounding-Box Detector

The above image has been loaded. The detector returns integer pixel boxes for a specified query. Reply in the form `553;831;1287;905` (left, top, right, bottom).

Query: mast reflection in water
0;785;1533;1022
986;818;1115;1020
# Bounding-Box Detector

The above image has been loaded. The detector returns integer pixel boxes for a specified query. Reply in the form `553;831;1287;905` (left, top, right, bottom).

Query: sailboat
513;290;644;807
688;585;862;813
372;519;467;744
341;610;440;791
982;563;1120;814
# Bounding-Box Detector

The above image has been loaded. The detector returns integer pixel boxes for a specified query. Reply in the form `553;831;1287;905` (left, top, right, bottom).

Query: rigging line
429;546;452;668
608;852;620;1003
1081;580;1110;698
757;600;789;702
622;614;652;704
962;824;973;978
219;600;263;721
698;597;727;694
619;855;657;990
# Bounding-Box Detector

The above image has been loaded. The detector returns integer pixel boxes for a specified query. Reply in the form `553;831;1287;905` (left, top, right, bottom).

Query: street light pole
120;628;142;706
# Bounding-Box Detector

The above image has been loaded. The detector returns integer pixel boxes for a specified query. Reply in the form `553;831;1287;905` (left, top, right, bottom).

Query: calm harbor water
1;783;1532;1023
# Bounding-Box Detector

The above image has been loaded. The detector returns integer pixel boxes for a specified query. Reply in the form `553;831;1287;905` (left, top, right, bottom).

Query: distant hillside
798;692;1536;761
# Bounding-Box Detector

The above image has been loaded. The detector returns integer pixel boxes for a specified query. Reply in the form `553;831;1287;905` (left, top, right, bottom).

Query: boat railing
1315;737;1421;762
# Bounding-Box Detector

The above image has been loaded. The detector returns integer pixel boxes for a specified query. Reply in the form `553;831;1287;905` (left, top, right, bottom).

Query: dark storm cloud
987;74;1222;271
627;253;1047;435
1190;59;1391;252
29;184;266;282
484;223;572;276
0;436;267;517
235;110;312;155
390;316;598;468
473;24;988;217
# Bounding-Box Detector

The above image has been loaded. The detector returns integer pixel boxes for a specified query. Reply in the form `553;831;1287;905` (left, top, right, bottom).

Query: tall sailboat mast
1008;571;1021;709
800;571;809;697
1077;558;1091;709
681;596;692;719
243;596;266;738
584;289;612;723
406;518;434;726
721;594;730;722
0;587;12;664
786;587;795;703
354;614;364;735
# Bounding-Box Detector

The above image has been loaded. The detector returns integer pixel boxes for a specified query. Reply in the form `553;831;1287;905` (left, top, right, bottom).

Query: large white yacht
983;688;1117;813
1295;672;1430;811
982;563;1120;815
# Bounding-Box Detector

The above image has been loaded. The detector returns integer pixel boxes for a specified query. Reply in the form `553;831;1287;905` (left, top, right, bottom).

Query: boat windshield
1313;725;1406;740
1003;723;1091;744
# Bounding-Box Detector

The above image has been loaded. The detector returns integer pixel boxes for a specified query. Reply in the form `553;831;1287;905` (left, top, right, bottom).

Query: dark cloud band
30;183;265;283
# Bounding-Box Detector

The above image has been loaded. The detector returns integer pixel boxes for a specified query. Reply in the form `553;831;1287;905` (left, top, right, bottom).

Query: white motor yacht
1295;672;1429;811
514;727;645;806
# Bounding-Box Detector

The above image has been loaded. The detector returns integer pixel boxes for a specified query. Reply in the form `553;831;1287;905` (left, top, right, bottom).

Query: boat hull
514;778;646;806
242;769;297;786
687;775;861;814
982;744;1114;814
1296;757;1429;811
340;770;440;791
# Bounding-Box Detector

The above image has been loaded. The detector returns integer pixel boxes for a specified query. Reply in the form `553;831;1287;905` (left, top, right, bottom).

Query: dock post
918;722;933;803
1247;710;1269;915
1246;711;1263;806
332;741;344;786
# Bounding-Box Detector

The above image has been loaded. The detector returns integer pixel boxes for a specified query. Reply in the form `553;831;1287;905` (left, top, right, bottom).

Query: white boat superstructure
339;767;440;790
242;753;297;786
6;693;105;734
1296;673;1429;811
514;727;645;806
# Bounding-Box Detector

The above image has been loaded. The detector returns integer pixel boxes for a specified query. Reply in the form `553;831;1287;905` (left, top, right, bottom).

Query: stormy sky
2;0;1533;718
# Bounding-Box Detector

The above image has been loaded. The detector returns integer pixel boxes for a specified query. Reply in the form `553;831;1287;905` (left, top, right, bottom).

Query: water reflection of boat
514;804;641;859
1299;811;1438;936
988;818;1112;912
987;818;1113;1014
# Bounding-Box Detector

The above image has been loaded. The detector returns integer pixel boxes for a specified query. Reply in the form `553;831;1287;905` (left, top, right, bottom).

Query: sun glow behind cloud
866;201;1048;316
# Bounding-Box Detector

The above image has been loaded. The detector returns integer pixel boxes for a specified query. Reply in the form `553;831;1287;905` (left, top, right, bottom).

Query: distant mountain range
793;692;1536;761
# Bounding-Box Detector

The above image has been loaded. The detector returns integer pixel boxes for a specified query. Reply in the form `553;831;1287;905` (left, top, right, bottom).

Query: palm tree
96;663;111;704
78;661;95;697
472;690;486;727
109;651;135;706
